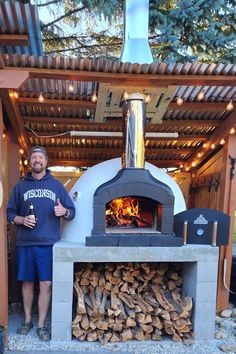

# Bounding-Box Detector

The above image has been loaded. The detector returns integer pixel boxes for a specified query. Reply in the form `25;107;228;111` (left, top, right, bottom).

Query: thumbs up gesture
54;198;67;217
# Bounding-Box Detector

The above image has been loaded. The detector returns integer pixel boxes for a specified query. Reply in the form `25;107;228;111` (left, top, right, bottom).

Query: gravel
4;304;236;354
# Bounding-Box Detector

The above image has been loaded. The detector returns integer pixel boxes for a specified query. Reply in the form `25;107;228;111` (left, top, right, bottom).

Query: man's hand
54;198;67;217
13;215;36;228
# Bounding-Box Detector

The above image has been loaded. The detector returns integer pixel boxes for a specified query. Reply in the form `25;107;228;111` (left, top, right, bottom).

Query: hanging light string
175;94;235;110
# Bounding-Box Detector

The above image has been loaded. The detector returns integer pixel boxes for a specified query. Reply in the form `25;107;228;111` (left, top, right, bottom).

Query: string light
191;162;196;167
144;94;151;103
210;143;216;149
226;100;234;111
14;91;19;99
91;93;97;102
38;93;44;102
123;92;129;100
197;152;202;158
203;143;208;148
229;127;235;135
197;91;205;101
176;97;184;106
23;159;28;166
19;149;24;155
220;138;225;145
68;84;74;93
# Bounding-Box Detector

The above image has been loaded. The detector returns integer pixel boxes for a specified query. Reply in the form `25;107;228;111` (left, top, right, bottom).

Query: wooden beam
0;98;8;331
0;70;29;89
0;34;29;46
217;134;236;312
94;83;110;122
22;116;221;129
186;112;236;168
169;102;232;112
151;86;177;123
48;158;184;168
0;89;30;153
44;146;193;155
4;67;236;86
16;97;96;108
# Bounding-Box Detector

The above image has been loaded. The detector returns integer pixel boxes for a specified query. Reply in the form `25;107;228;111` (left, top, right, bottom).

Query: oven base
86;234;182;247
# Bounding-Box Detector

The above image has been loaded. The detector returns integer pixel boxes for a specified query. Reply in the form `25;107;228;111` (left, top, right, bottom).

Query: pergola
0;0;236;337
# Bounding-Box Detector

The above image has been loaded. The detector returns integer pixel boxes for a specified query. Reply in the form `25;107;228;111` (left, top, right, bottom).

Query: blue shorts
17;246;53;281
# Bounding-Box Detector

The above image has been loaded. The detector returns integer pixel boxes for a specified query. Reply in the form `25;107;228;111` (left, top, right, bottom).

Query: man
7;146;75;341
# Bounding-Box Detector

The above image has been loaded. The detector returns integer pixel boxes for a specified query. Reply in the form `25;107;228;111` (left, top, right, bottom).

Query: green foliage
32;0;235;63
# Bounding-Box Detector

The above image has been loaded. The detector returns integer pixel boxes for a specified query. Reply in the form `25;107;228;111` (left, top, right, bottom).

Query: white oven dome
61;158;186;243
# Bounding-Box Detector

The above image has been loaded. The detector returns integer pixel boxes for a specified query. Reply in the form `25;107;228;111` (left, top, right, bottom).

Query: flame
106;197;147;227
107;197;139;217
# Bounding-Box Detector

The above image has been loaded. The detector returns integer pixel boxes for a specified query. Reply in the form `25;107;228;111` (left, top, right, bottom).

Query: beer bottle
28;203;36;225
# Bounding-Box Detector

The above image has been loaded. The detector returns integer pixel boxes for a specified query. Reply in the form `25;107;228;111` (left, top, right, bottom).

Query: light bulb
144;94;151;103
19;149;24;155
91;93;97;102
229;127;235;135
176;97;184;106
197;91;205;101
14;91;19;98
23;159;28;166
191;162;196;167
220;138;225;145
123;92;129;100
38;93;44;102
69;84;74;92
210;143;215;149
226;100;234;111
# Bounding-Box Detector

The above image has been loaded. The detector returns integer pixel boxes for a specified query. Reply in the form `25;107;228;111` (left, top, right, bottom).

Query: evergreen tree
32;0;236;63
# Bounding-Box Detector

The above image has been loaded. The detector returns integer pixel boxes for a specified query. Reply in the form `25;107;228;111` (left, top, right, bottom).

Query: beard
30;163;46;174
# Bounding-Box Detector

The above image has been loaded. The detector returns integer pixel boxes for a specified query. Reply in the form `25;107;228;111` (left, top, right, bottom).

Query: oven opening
105;196;162;233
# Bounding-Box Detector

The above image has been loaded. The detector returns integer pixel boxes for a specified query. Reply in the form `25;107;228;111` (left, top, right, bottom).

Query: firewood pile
72;262;193;344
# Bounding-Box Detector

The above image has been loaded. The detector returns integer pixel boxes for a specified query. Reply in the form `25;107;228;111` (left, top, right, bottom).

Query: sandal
17;321;33;335
36;326;51;341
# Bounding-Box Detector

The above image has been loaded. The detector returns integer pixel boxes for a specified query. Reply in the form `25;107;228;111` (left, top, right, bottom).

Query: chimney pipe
120;0;153;64
122;93;146;169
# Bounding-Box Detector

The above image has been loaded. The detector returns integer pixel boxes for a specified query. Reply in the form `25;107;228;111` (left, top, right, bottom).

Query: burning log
72;262;193;343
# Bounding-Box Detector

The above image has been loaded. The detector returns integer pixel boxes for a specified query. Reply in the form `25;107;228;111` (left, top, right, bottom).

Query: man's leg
22;281;34;323
38;280;52;328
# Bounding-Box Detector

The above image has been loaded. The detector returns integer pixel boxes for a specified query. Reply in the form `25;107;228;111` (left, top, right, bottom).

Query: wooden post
0;98;8;336
217;134;236;312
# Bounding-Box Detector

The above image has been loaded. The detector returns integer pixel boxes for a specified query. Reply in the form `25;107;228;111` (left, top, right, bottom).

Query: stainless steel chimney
122;93;146;168
120;0;153;64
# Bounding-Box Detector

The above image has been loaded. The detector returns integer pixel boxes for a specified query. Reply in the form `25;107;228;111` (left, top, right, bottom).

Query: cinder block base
51;242;219;341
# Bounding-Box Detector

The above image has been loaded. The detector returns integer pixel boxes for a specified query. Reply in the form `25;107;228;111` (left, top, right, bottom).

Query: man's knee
40;281;52;292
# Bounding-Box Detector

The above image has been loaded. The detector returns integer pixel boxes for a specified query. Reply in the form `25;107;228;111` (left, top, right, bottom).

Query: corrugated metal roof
3;54;236;75
0;1;43;56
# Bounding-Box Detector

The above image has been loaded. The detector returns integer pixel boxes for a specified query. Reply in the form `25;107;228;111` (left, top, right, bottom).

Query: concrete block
195;281;217;302
52;282;73;303
53;261;73;282
193;320;215;341
52;301;72;322
183;261;218;282
51;321;72;341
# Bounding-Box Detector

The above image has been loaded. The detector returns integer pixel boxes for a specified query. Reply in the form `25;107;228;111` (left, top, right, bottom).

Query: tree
33;0;236;63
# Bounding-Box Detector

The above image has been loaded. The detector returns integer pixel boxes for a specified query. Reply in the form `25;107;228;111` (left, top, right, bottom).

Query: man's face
29;152;48;174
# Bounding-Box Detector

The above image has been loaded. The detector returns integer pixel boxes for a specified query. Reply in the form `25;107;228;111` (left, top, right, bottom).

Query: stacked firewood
72;262;193;344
